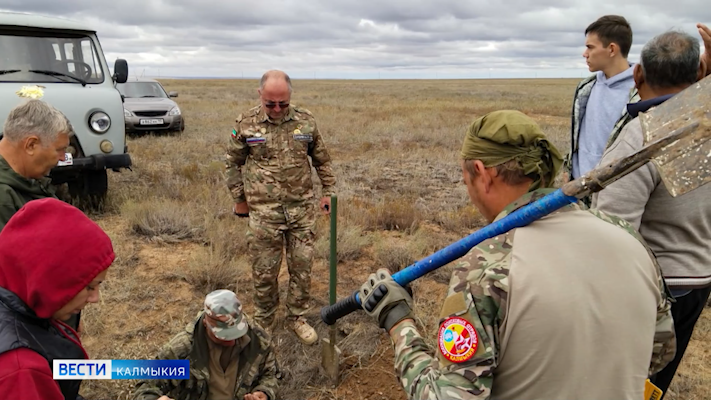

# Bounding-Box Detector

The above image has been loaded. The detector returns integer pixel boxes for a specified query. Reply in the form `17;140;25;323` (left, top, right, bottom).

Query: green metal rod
329;194;337;305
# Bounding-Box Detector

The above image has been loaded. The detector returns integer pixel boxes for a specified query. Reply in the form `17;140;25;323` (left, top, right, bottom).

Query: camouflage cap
203;289;248;341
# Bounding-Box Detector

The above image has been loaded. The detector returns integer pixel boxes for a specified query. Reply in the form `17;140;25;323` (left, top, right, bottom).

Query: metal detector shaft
321;194;340;385
330;194;338;305
320;115;711;326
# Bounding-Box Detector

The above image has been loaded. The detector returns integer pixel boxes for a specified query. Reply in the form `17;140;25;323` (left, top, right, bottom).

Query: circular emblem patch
438;316;478;363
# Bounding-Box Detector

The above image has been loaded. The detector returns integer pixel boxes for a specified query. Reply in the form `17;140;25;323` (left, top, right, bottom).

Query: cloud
0;1;709;78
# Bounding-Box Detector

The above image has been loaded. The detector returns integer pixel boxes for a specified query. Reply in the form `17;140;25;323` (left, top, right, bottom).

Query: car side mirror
169;91;178;98
113;59;128;84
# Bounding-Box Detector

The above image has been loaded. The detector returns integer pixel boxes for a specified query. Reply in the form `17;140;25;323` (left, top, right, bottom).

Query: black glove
359;268;414;331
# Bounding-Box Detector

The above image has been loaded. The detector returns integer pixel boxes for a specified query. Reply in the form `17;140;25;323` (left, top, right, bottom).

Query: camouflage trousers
246;203;316;326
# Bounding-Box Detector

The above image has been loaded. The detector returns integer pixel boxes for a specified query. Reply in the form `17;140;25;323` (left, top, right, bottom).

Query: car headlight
89;112;111;133
124;108;132;117
168;106;181;116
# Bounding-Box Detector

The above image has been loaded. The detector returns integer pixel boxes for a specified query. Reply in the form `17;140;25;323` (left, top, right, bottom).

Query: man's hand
234;202;249;217
157;396;175;400
699;23;711;77
319;196;331;215
359;268;414;332
244;391;268;400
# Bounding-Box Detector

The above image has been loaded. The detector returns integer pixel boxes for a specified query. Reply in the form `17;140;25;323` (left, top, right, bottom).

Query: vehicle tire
67;169;108;211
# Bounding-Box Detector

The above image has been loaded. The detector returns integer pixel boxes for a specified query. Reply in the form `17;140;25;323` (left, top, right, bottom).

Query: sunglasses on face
264;101;289;109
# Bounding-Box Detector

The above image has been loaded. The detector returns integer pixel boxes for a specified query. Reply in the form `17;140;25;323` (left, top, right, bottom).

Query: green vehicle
0;11;131;203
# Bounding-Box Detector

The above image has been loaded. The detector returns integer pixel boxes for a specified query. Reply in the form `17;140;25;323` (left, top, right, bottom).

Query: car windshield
116;82;169;98
0;31;104;84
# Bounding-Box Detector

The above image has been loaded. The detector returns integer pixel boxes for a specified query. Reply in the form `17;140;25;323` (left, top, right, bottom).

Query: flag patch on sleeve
246;137;266;144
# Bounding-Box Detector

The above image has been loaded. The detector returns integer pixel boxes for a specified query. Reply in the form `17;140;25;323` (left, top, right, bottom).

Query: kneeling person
132;290;278;400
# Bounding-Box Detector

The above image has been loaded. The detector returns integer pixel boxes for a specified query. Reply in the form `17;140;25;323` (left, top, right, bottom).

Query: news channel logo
53;360;190;380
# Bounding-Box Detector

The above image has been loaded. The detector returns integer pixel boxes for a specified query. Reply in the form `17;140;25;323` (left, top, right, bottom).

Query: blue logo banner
54;359;190;380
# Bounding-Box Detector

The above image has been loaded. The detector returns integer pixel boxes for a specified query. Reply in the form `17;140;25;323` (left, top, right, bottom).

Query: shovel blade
639;75;711;197
320;328;341;386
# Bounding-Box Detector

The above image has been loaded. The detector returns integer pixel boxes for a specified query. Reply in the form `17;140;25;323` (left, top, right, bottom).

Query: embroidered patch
294;134;313;142
246;137;266;144
231;129;238;138
438;316;478;363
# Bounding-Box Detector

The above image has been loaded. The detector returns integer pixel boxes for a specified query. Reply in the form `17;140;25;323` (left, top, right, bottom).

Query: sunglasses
264;101;289;109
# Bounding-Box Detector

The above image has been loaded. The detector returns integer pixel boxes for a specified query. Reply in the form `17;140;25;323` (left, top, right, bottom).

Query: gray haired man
0;99;71;231
592;28;710;397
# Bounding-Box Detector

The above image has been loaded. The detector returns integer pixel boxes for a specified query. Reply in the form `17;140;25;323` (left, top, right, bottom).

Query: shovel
321;194;341;387
320;73;711;326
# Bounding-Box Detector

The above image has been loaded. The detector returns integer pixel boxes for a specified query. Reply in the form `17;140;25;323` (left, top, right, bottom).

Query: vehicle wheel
67;170;108;212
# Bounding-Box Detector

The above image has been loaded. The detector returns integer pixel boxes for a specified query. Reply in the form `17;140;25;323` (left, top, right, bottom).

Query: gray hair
259;69;292;92
640;29;700;89
2;99;73;144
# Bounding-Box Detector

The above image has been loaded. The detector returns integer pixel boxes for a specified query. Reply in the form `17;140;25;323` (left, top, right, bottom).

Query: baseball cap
203;289;249;341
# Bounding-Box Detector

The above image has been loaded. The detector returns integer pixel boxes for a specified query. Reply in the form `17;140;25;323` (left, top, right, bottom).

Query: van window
0;30;105;84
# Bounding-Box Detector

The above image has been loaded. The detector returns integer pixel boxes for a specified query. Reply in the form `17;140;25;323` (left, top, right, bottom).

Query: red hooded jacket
0;198;114;399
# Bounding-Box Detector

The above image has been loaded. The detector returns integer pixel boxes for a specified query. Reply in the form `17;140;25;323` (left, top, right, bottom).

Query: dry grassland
79;78;710;400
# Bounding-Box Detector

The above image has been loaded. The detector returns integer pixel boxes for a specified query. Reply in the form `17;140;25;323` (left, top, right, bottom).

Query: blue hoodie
572;65;635;178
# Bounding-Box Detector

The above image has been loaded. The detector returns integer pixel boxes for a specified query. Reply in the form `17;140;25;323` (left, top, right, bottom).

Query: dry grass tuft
122;199;204;243
315;222;373;263
374;241;416;274
358;195;423;233
177;245;247;294
433;204;485;234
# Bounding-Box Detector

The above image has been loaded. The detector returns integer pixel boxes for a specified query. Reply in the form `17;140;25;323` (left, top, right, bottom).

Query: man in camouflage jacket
359;110;675;400
225;70;336;344
132;290;279;400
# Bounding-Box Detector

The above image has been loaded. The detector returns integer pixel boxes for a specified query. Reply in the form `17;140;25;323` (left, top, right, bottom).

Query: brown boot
291;316;318;345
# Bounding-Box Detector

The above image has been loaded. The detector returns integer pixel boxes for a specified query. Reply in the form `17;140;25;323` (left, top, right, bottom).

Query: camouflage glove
359;268;414;332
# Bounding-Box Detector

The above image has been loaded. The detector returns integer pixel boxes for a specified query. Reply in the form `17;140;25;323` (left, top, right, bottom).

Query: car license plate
57;153;73;166
140;118;164;125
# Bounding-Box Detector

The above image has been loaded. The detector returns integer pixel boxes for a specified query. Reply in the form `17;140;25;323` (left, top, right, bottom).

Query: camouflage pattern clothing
390;188;675;400
132;311;279;400
203;289;250;340
225;104;336;325
225;104;336;211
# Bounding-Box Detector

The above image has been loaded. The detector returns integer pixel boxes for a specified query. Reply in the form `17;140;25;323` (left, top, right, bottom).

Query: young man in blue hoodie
565;15;638;184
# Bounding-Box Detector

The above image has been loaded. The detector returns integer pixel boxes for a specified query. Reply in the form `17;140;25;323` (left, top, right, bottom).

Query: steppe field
79;78;711;400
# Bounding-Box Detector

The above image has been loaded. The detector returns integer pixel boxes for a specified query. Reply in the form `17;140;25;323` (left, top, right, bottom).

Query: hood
0;154;53;196
123;97;177;112
597;63;635;88
0;198;114;319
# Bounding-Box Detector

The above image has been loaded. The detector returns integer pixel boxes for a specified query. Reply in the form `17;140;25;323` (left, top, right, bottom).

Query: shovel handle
321;189;579;325
321;290;360;325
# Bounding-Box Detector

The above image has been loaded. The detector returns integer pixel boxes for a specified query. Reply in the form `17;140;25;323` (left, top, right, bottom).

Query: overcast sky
1;1;709;79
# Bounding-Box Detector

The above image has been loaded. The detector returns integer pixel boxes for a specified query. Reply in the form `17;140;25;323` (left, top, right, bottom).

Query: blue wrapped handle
320;188;578;325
